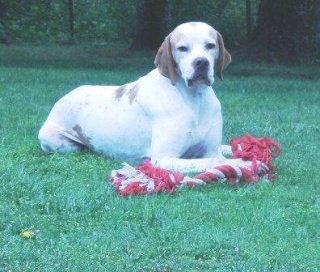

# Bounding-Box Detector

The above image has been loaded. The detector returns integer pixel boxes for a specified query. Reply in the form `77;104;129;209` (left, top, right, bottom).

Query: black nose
193;57;209;69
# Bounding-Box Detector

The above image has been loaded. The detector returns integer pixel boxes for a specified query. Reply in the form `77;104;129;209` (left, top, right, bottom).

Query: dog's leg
153;157;226;173
153;156;263;174
38;122;87;153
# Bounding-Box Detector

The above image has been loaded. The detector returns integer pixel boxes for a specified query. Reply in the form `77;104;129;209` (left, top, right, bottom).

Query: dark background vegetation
0;0;319;63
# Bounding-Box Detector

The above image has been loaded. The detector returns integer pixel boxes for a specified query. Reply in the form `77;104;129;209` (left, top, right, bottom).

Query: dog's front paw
231;158;269;175
256;161;269;175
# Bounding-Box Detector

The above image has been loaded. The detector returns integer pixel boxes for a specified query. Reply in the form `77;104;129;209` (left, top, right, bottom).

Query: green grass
0;44;319;271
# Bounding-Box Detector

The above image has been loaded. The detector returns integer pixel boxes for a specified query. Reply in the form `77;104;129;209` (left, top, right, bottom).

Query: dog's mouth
187;76;212;87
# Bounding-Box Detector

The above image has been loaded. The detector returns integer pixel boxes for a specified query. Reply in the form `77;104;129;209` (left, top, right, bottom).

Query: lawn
0;44;319;271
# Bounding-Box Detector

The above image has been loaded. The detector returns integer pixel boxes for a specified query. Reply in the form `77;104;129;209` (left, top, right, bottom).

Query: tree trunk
68;0;74;41
314;2;320;55
131;0;170;50
0;0;9;44
246;0;252;40
252;0;318;63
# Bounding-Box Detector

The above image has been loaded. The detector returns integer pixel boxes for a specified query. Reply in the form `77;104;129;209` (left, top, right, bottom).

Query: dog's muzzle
187;57;211;87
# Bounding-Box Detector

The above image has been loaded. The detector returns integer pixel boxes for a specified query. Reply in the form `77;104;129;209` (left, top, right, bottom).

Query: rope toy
109;133;281;196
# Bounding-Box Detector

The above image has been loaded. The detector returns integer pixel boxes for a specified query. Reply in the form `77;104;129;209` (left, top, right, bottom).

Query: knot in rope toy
230;133;281;179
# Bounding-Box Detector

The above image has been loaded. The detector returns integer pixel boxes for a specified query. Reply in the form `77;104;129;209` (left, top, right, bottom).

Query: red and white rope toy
109;133;281;196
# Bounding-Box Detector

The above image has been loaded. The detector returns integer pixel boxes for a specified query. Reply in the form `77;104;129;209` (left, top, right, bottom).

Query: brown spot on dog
72;124;92;149
114;85;127;101
127;83;139;104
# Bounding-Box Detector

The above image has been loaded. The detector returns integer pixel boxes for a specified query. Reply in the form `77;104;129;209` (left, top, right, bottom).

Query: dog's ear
215;32;231;80
154;35;178;85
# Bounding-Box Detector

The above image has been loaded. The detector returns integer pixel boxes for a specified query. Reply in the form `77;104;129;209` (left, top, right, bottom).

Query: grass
0;44;319;271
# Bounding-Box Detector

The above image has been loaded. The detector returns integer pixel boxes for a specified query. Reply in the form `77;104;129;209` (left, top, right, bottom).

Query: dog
38;22;253;173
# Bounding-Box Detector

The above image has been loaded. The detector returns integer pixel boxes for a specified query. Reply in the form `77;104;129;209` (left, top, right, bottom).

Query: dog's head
155;22;231;87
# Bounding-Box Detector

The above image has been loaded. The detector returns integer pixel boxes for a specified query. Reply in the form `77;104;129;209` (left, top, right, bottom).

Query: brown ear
154;35;178;85
215;32;231;80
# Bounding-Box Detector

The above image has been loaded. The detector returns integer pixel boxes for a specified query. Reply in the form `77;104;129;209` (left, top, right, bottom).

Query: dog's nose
193;57;209;69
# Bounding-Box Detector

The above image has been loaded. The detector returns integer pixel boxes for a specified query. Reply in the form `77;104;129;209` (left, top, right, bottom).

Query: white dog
39;22;252;172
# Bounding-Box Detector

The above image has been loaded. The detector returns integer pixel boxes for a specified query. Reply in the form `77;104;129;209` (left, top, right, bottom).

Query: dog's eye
177;46;188;52
206;43;216;50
